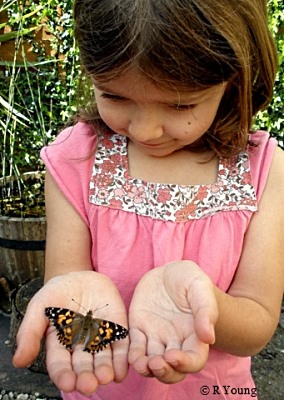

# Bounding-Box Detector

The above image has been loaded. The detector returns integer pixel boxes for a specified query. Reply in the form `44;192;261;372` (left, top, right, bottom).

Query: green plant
0;0;83;180
0;0;86;216
254;0;284;147
0;0;283;187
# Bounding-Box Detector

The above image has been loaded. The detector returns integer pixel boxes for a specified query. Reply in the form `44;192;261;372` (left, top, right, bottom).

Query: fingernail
166;359;179;367
153;368;166;377
210;323;215;343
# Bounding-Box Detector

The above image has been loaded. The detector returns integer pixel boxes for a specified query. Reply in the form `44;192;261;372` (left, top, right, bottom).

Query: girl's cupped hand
13;271;129;395
128;261;218;384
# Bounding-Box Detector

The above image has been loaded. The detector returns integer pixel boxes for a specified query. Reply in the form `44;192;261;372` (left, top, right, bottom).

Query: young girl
13;0;284;399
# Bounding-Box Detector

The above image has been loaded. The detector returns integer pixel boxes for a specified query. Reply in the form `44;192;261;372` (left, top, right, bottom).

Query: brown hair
73;0;278;157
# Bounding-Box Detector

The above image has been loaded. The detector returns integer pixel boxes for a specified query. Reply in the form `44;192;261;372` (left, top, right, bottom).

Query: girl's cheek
96;104;114;124
99;108;128;132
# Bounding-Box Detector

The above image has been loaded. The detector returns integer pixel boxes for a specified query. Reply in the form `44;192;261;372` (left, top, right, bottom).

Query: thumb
188;278;218;345
12;299;48;368
164;261;218;345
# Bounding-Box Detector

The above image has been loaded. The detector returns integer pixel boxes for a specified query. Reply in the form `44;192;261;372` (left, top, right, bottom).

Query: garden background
0;3;283;398
0;0;283;182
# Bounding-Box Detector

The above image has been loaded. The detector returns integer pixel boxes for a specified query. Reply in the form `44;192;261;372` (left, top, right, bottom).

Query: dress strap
248;131;278;201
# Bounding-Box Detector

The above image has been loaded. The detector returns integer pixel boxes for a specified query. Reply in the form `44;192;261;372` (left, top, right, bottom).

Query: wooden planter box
0;172;46;290
0;173;46;368
0;215;46;287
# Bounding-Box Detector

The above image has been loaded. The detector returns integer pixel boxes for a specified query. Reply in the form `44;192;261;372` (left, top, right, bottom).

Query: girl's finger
12;301;47;368
71;345;99;395
92;346;115;385
45;329;76;392
164;341;209;374
13;325;44;368
148;355;186;383
128;328;147;364
112;339;130;382
128;329;152;376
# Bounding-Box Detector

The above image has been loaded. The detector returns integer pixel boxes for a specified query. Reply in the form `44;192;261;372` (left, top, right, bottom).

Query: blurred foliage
254;0;284;147
0;0;283;183
0;0;90;179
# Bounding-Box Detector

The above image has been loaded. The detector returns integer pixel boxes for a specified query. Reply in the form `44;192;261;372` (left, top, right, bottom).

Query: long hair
73;0;278;157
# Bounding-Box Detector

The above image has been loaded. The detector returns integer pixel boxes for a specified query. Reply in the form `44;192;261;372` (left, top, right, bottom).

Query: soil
251;303;284;400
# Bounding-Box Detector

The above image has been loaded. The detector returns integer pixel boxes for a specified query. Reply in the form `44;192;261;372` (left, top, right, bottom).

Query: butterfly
45;305;129;354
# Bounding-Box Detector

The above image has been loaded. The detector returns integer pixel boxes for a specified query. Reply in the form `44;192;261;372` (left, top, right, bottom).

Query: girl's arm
44;170;93;281
213;146;284;355
13;171;129;395
128;147;284;383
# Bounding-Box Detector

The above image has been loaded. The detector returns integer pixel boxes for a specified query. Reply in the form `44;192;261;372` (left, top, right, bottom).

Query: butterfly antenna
71;299;109;313
71;298;88;312
95;303;109;311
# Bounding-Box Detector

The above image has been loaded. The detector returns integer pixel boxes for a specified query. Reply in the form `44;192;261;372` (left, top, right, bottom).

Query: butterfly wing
45;307;85;350
84;318;129;354
45;307;129;354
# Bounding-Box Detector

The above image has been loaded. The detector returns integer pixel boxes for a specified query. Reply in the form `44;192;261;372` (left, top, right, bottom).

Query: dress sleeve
249;131;278;202
40;122;97;225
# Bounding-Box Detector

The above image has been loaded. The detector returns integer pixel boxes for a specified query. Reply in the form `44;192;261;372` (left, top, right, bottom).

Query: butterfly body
45;307;128;354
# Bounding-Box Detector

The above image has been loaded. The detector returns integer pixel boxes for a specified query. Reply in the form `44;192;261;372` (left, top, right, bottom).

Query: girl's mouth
136;141;164;147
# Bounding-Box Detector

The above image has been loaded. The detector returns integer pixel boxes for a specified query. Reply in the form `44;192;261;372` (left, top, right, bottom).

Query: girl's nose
128;109;164;142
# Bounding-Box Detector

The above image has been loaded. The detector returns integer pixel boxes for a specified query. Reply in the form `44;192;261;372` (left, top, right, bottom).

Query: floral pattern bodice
89;132;257;222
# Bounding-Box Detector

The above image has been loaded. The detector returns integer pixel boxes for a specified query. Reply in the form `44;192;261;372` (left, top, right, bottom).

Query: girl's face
93;69;227;157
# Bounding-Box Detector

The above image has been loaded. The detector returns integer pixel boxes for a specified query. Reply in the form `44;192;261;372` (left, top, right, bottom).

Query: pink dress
41;122;277;400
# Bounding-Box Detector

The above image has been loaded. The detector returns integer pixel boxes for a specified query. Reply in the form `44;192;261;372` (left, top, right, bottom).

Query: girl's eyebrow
93;82;113;92
93;83;130;98
94;81;215;103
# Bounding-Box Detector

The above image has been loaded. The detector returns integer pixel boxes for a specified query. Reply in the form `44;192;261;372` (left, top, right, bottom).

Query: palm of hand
128;262;218;383
13;264;218;390
13;271;129;395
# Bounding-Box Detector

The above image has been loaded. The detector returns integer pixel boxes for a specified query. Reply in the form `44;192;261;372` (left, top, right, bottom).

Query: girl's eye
171;103;197;111
100;93;127;101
